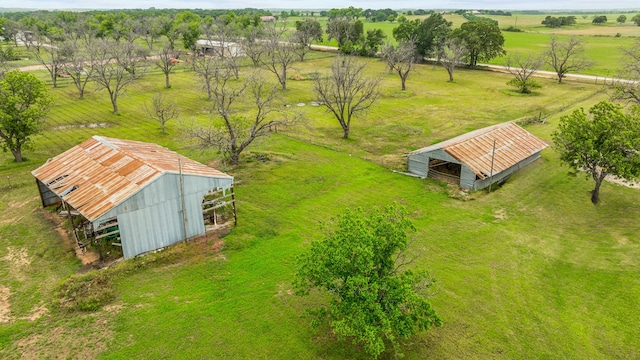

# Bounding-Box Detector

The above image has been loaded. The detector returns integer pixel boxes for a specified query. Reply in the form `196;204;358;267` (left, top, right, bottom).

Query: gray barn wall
407;149;460;177
472;152;541;190
460;166;477;189
409;149;543;190
36;179;62;207
94;174;233;259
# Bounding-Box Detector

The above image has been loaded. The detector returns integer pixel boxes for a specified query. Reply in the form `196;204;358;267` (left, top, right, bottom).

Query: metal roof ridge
95;135;171;175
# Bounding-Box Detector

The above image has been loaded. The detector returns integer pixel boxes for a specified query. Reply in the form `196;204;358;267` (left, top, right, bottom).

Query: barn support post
179;158;189;242
231;185;237;227
62;199;81;246
489;139;496;193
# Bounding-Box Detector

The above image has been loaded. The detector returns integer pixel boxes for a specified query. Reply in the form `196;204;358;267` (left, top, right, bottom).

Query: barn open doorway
201;186;237;232
428;159;461;186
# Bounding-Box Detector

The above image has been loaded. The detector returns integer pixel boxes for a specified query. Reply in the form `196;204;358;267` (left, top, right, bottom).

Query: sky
3;0;640;11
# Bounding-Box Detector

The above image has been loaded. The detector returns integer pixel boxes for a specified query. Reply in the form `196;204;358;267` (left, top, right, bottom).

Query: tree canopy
0;70;53;162
294;204;441;358
552;101;640;204
453;20;505;66
393;13;452;59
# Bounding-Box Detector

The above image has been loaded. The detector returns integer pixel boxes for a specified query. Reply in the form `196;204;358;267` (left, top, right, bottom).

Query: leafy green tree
633;14;640;26
294;18;323;60
175;11;202;51
326;18;363;51
360;28;387;57
592;15;608;24
617;15;627;24
393;13;452;59
294;204;441;358
552;101;640;204
453;20;505;66
0;70;53;162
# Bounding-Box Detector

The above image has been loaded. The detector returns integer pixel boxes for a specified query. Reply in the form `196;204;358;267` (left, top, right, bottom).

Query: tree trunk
51;71;57;88
165;73;171;88
343;126;350;139
11;148;23;163
281;68;287;90
558;75;564;83
448;69;454;82
591;173;606;204
401;77;406;91
230;151;240;165
111;96;119;114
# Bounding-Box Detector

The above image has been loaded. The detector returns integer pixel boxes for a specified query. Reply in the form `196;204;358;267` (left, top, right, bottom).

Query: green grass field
0;52;639;359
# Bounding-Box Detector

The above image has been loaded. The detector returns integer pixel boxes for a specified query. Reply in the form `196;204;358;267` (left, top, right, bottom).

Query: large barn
32;136;234;259
406;122;548;190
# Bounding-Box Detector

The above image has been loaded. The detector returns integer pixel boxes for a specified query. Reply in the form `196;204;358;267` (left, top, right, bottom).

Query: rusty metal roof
408;122;548;179
32;136;232;221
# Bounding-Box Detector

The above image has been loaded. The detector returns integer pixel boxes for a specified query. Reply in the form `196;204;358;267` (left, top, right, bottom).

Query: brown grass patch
0;286;11;323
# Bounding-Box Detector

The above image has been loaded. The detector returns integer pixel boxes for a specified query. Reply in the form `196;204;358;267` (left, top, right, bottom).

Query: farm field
1;52;639;359
305;11;640;76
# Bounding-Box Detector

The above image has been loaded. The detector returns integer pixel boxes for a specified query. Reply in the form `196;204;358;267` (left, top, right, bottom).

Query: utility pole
489;139;496;193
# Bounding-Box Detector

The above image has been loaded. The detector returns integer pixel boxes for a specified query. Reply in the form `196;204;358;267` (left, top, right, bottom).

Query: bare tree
381;41;418;90
505;53;543;94
240;26;266;67
145;93;179;133
89;40;148;114
313;55;381;139
155;46;177;88
611;39;640;104
260;21;299;90
138;16;163;50
184;71;299;165
29;26;66;88
438;38;467;82
192;54;223;101
60;39;95;99
546;36;592;83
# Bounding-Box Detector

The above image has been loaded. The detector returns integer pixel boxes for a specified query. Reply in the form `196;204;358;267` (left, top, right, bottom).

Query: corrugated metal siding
460;166;476;189
32;136;232;222
35;179;61;207
407;149;460;177
408;122;547;181
96;174;233;259
472;152;542;190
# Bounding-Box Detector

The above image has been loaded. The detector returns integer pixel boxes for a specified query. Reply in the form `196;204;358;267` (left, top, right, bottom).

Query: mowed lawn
0;54;639;359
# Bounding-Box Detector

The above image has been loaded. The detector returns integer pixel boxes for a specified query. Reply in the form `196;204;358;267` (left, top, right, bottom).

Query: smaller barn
32;136;235;259
406;122;548;190
195;39;244;58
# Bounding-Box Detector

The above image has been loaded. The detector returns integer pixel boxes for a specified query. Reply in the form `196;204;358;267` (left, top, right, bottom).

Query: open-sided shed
32;136;234;259
406;122;548;190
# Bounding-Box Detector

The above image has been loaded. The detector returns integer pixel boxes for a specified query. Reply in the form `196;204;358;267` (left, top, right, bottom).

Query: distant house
260;16;276;22
32;136;234;259
195;39;244;58
406;122;548;190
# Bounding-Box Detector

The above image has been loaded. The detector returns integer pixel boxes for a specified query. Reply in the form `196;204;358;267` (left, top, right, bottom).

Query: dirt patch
0;216;21;226
0;286;12;323
53;226;100;266
606;175;640;189
103;304;124;314
23;305;49;321
3;246;31;267
16;319;114;360
493;208;508;221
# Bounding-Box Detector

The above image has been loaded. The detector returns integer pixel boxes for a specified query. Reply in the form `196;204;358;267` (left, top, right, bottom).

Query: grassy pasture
0;54;639;359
